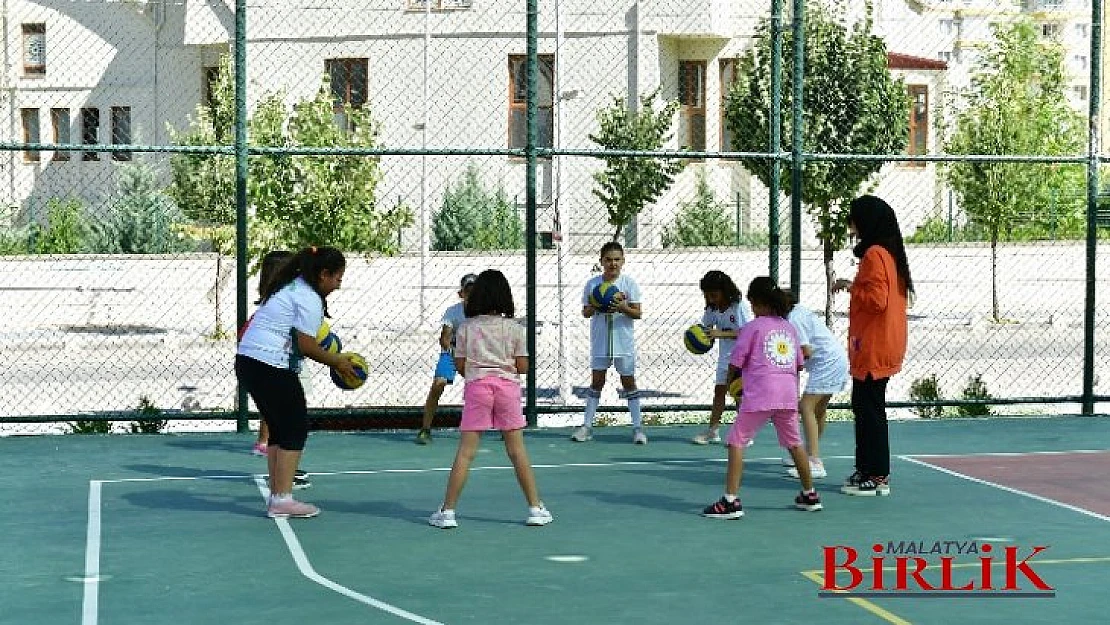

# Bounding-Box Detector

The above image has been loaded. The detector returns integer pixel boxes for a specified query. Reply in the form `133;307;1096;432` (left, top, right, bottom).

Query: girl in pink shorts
702;277;823;519
429;269;553;529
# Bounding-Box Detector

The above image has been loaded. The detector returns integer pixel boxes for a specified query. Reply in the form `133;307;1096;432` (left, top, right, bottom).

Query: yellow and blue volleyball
728;376;743;400
330;352;369;390
316;320;342;354
684;324;714;355
590;281;619;309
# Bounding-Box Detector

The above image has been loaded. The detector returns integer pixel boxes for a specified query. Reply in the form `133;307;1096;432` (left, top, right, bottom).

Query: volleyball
728;376;743;400
316;321;342;354
684;324;714;354
589;281;619;309
330;353;368;390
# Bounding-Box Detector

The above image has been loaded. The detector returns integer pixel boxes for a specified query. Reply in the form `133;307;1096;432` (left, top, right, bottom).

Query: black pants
851;375;890;477
235;354;309;451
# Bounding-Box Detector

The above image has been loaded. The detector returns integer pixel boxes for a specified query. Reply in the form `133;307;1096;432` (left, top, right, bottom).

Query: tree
943;20;1085;322
87;163;193;254
589;91;684;241
726;0;909;323
431;164;524;251
661;171;735;247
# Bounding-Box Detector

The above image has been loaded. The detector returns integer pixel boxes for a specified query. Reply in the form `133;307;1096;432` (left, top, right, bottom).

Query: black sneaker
842;475;890;497
842;470;865;489
795;490;823;511
415;428;432;445
702;496;744;519
293;470;312;490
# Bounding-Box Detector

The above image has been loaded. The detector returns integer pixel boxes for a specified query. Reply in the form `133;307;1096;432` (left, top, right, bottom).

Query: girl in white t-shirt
692;270;751;445
429;270;552;529
236;246;358;519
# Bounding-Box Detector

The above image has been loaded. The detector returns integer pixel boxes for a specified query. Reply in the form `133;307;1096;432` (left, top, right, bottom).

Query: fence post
234;0;250;434
768;0;784;281
789;0;805;299
1082;0;1102;415
524;0;539;427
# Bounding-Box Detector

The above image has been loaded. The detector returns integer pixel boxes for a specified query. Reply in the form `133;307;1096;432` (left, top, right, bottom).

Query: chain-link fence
1;0;1107;434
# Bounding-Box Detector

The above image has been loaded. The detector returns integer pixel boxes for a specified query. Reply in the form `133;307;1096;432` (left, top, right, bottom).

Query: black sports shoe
702;496;744;519
843;470;865;489
795;490;823;511
415;428;432;445
842;475;890;497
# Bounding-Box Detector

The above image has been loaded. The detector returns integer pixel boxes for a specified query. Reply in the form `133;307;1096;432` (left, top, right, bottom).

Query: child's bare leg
421;379;448;430
814;394;831;440
709;385;727;432
442;431;482;509
799;394;822;459
725;444;745;495
503;429;541;507
788;445;814;491
257;420;269;445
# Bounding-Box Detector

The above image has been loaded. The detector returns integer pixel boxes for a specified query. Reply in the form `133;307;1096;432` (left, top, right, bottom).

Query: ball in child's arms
728;376;743;400
330;352;368;390
589;281;619;309
316;321;343;354
684;324;714;355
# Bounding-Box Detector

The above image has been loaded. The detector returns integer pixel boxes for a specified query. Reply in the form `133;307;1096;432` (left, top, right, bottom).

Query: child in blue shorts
416;273;477;444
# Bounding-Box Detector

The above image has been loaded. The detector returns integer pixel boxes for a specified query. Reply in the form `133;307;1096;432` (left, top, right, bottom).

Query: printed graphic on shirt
763;330;798;369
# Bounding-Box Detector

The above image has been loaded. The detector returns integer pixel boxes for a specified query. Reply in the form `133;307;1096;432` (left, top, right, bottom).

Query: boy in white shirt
416;273;477;444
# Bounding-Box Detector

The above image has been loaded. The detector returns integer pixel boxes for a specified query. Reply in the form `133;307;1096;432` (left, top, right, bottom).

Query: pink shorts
460;376;525;432
726;409;802;449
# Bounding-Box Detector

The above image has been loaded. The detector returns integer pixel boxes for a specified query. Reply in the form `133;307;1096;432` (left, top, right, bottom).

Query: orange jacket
848;245;908;380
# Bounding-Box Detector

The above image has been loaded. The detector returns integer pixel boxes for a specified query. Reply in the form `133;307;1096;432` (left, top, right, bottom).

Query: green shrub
0;226;33;255
33;198;89;254
661;171;735;248
957;374;993;417
432;164;524;251
68;419;112;434
129;395;168;434
909;374;943;419
87;163;194;254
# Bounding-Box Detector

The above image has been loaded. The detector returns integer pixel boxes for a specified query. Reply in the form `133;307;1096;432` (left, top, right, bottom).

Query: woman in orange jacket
833;195;913;497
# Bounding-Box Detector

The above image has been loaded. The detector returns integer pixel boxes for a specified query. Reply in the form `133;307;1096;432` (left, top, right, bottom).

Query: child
702;277;822;519
428;269;553;528
571;241;645;444
691;270;751;445
236;246;358;519
415;273;478;444
783;302;849;480
244;251;311;490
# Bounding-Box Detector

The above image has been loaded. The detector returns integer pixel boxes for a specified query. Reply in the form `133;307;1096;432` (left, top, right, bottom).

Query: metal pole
789;0;805;298
525;0;539;427
1082;0;1102;415
234;0;249;433
768;0;783;281
420;0;431;323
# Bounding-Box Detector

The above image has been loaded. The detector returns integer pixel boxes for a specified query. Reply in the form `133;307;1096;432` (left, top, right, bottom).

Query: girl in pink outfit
429;269;553;529
702;277;823;519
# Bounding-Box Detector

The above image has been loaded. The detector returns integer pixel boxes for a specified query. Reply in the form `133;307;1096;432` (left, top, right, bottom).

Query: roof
887;52;948;71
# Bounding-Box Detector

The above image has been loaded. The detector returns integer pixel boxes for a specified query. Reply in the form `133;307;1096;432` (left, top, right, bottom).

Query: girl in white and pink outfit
429;269;553;529
702;277;823;519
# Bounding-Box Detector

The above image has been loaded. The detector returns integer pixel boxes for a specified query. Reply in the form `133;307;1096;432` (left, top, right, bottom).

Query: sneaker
570;426;592;442
526;504;554;526
786;461;827;480
702;496;744;519
795;490;824;512
428;508;458;529
843;470;864;488
782;455;795;467
842;475;891;497
632;428;648;445
293;471;311;490
251;442;268;457
692;429;721;445
267;497;319;519
415;428;432;445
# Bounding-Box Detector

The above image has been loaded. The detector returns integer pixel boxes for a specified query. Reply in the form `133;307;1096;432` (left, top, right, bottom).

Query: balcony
640;0;752;39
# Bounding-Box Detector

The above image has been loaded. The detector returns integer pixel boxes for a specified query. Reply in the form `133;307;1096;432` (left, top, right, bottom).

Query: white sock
723;493;737;503
627;392;642;429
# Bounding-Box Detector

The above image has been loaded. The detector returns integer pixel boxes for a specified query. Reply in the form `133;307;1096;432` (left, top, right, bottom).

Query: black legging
235;354;309;451
851;375;890;477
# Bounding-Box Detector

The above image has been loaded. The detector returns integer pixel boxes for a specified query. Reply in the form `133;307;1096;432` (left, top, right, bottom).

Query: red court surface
909;451;1110;519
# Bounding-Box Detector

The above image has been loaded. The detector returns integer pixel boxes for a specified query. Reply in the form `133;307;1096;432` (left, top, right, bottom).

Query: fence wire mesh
0;0;1107;434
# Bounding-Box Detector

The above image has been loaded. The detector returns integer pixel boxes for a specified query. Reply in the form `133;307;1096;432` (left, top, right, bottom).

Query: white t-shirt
455;315;527;382
582;274;641;358
701;301;752;364
441;302;466;351
238;277;324;372
787;304;848;377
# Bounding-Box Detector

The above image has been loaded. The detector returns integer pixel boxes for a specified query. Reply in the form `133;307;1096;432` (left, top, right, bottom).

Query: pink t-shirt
729;315;803;412
454;315;528;382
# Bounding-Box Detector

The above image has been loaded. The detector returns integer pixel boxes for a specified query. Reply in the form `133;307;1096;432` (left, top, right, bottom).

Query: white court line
81;481;102;625
252;476;444;625
908;449;1110;458
899;455;1110;524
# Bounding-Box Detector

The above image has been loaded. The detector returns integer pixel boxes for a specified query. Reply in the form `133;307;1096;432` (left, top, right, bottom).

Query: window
21;108;40;163
1074;55;1088;71
408;0;472;9
679;60;707;153
202;66;220;113
938;51;952;63
906;85;928;164
1040;23;1059;38
1073;85;1089;101
1076;23;1089;38
22;24;45;75
508;54;554;150
325;58;368;132
81;107;100;161
51;108;70;161
939;19;954;35
111;106;131;161
719;58;738;154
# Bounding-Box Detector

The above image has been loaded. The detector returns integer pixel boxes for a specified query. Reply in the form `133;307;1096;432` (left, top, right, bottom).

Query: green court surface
2;417;1109;625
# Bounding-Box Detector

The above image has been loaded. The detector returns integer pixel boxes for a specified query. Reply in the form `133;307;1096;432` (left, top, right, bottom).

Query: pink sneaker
267;498;319;519
251;442;267;457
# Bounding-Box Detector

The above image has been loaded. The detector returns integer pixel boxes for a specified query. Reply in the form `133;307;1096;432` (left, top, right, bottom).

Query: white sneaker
692;429;721;445
429;508;458;529
632;428;648;445
782;455;795;467
570;426;592;442
526;504;554;526
786;461;827;479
